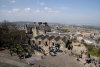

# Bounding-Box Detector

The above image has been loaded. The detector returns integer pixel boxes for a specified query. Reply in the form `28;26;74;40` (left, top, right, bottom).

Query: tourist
28;61;30;67
76;57;80;61
84;61;86;65
39;64;41;67
89;64;93;67
85;57;88;63
10;51;12;56
99;62;100;67
64;50;67;54
68;52;70;56
83;50;84;53
94;62;97;67
71;51;73;55
19;55;21;60
88;54;91;58
41;55;44;59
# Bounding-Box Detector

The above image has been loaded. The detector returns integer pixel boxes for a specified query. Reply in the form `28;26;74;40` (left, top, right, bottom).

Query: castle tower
24;24;28;33
32;22;38;37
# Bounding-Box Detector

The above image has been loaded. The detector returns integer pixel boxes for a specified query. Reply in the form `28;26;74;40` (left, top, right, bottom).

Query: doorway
45;41;48;46
52;42;54;46
33;40;35;44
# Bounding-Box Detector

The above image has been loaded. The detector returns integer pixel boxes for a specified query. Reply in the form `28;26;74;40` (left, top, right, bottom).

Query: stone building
25;22;51;37
26;22;72;55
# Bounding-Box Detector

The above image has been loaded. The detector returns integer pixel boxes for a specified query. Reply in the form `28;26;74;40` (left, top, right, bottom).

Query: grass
88;49;100;57
84;43;100;57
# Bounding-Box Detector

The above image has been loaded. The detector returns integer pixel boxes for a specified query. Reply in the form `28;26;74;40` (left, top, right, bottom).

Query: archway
52;42;54;46
45;41;48;46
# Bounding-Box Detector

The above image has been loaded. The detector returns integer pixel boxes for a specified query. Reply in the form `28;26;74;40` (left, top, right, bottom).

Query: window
33;40;35;43
39;41;41;44
45;42;48;46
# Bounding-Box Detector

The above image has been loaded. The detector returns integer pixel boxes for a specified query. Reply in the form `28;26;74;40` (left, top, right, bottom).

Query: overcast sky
0;0;100;25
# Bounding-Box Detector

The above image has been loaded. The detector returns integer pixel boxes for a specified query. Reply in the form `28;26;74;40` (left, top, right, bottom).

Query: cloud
2;5;6;7
44;7;51;10
34;9;40;13
1;9;100;26
40;2;45;5
8;11;12;13
44;7;53;12
12;8;20;12
41;11;44;13
24;8;32;12
55;7;68;10
48;10;53;13
55;11;61;13
11;0;16;3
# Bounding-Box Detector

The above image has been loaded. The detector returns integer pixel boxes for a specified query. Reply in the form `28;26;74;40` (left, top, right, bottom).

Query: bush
11;44;27;56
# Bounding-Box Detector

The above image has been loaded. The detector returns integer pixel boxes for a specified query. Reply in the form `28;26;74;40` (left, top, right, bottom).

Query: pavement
0;50;27;67
0;42;97;67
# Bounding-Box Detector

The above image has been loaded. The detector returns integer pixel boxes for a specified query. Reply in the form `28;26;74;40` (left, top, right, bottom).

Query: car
50;52;56;56
0;47;5;51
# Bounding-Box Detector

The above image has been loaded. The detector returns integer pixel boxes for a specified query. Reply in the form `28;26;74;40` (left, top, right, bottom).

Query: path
0;52;27;67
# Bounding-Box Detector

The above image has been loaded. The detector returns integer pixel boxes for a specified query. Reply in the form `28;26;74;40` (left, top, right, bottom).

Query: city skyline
0;0;100;26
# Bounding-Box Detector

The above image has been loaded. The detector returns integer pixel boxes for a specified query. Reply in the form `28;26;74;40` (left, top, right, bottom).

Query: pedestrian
19;55;22;60
71;51;73;55
90;64;93;67
41;55;44;59
88;54;90;58
28;61;30;67
10;51;12;56
64;50;67;54
39;64;41;67
99;62;100;67
83;50;84;53
76;57;80;61
84;61;86;65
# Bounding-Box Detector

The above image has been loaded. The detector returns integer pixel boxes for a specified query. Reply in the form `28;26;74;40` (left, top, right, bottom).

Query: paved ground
0;50;27;67
0;62;19;67
0;42;95;67
32;54;86;67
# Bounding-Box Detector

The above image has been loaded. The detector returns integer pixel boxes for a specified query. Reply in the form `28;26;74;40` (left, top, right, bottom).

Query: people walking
10;51;12;56
84;61;86;65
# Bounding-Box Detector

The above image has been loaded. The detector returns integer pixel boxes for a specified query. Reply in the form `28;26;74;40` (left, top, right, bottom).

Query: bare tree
0;20;26;48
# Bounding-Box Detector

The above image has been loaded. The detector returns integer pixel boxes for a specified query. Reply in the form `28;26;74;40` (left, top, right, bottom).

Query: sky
0;0;100;25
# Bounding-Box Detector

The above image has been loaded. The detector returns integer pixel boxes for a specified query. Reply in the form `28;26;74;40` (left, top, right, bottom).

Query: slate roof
55;36;61;41
41;35;49;40
26;34;33;39
34;35;44;39
62;36;66;43
48;35;55;40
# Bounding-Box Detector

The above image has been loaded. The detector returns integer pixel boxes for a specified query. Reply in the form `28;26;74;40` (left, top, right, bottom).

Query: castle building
26;22;72;55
